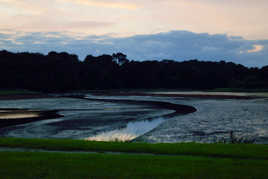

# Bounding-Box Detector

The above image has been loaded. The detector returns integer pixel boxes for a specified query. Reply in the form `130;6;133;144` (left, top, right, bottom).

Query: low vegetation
0;138;267;159
1;151;268;179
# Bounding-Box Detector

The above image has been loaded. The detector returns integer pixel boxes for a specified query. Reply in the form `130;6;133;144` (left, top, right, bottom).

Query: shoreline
0;91;266;100
88;91;261;99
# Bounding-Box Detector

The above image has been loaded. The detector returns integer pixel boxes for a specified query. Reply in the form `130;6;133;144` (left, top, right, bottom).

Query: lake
0;92;267;143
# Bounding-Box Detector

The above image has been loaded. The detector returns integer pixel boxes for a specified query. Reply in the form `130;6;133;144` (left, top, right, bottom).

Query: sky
0;0;268;67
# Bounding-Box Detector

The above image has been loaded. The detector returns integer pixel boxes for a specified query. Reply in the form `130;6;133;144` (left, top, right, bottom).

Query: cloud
59;0;138;10
247;45;264;53
9;19;114;32
0;30;268;67
0;0;49;14
0;0;116;34
1;0;268;39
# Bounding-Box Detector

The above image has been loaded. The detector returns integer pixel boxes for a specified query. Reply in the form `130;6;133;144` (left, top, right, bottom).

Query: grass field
0;138;267;178
1;151;268;179
0;138;267;159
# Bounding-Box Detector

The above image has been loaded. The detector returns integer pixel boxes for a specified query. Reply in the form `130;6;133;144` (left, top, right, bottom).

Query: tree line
0;50;267;92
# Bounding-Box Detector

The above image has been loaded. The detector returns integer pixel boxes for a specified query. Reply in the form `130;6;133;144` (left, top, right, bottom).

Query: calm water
0;93;268;143
0;97;171;141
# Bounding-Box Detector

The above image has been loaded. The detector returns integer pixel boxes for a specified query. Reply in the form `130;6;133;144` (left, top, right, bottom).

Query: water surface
0;94;268;143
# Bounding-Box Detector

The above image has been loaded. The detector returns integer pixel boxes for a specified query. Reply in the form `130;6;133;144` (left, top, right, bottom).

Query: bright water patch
85;118;164;142
0;113;39;119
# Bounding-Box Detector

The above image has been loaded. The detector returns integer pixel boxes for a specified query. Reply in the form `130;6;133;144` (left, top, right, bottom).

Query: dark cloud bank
0;30;267;67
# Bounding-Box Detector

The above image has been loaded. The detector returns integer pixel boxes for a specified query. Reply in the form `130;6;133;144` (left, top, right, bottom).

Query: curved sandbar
0;109;62;128
67;96;197;118
0;95;196;132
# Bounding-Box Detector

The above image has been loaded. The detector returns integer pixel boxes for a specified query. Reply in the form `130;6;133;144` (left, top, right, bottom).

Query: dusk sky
1;0;268;67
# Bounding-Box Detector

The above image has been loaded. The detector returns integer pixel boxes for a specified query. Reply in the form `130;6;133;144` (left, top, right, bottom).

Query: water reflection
1;96;268;143
85;118;164;142
0;113;39;119
0;109;41;119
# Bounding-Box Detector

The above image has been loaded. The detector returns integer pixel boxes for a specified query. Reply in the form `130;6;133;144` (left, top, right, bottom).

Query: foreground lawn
0;138;267;178
0;151;268;179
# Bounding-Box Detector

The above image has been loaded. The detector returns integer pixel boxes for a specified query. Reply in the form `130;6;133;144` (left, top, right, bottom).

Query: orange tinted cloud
60;0;138;10
0;0;268;40
247;45;264;53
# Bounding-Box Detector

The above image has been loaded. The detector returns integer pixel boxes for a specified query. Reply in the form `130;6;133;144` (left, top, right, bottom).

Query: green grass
0;151;268;178
0;138;267;159
0;138;268;178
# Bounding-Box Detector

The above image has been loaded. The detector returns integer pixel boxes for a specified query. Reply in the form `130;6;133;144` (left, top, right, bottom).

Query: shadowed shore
89;91;260;99
0;91;264;101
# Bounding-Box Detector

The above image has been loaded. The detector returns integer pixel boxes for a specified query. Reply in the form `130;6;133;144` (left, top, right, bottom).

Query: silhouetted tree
112;52;129;65
0;50;267;91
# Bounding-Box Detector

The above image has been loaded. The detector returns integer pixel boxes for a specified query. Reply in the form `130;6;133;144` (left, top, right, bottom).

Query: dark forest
0;50;267;92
